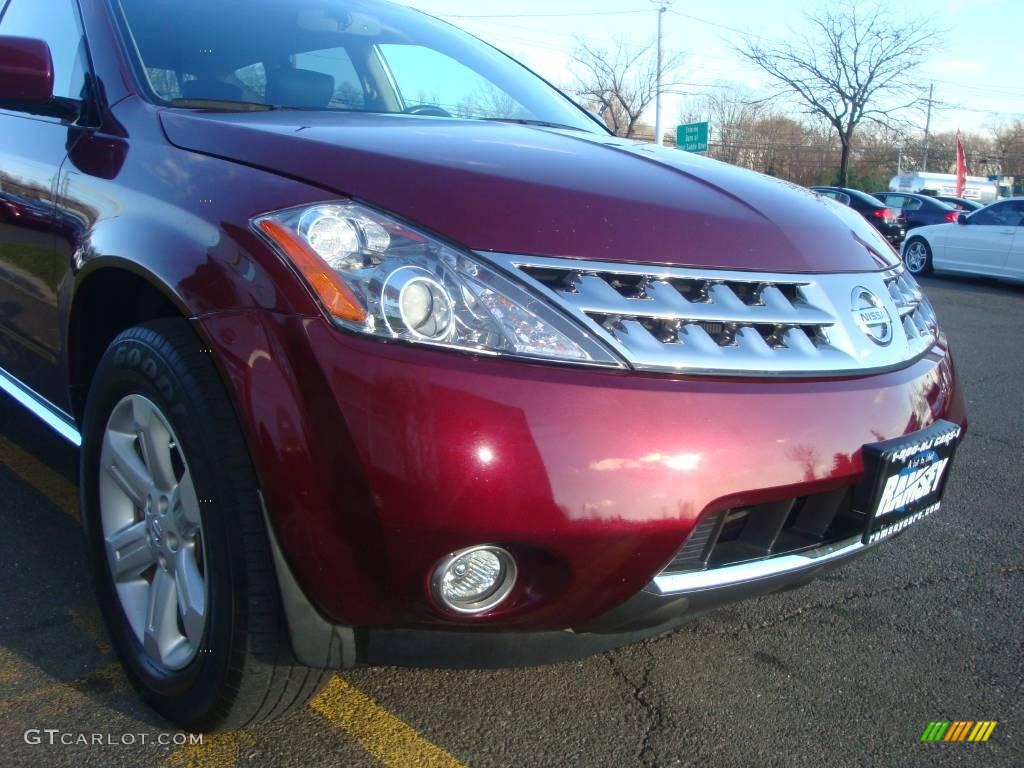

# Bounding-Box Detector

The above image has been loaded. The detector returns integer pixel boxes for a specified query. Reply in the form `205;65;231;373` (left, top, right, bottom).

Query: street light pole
922;82;934;172
654;2;668;146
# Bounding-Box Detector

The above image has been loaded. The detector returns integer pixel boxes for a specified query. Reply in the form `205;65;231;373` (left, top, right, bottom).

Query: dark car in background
811;186;905;246
936;196;983;212
874;192;960;230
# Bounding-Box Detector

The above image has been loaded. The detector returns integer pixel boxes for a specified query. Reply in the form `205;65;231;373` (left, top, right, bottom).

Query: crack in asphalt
591;563;1024;765
604;647;665;768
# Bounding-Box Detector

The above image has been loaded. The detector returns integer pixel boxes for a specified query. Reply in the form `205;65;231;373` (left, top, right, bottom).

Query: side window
970;204;1011;227
0;0;89;101
294;48;365;109
377;43;528;119
901;197;923;212
883;195;905;211
1009;201;1024;226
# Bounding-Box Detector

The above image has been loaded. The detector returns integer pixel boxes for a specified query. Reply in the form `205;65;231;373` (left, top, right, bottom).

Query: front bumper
273;522;875;668
200;310;965;644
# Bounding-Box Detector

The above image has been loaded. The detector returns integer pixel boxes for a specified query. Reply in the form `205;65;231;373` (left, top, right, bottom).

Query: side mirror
0;36;54;104
957;213;969;225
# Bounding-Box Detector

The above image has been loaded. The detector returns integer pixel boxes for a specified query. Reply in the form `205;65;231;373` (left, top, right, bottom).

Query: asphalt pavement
0;273;1021;768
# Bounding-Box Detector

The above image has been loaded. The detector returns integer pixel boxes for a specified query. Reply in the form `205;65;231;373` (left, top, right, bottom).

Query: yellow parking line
164;733;244;768
0;647;23;685
69;605;113;655
0;435;79;522
310;677;468;768
0;663;124;716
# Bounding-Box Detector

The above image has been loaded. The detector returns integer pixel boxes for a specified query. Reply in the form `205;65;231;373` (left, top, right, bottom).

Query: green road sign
677;122;709;153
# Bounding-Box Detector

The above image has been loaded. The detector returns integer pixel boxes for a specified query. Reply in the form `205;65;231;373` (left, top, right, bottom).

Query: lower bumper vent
661;488;867;576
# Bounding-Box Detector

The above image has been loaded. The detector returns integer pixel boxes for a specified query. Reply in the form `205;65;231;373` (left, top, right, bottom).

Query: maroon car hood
160;110;897;272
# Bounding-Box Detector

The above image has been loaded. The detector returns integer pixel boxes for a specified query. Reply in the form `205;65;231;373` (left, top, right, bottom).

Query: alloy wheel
905;241;929;274
99;395;207;670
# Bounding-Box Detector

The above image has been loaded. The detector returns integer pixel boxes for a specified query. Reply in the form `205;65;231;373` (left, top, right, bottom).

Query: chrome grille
485;254;939;377
885;269;936;347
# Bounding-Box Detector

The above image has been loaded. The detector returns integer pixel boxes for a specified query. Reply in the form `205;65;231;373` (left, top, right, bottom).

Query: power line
448;10;652;19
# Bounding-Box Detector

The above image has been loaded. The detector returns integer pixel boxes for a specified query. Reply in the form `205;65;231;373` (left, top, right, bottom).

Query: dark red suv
0;0;965;732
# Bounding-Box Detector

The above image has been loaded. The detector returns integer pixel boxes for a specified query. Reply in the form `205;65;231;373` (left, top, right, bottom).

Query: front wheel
903;238;933;276
81;319;328;731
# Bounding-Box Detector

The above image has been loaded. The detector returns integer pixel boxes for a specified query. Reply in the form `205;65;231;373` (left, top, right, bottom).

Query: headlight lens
254;202;622;366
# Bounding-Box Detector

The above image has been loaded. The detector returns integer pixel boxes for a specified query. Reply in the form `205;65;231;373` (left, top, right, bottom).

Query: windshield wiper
480;117;588;132
170;98;278;112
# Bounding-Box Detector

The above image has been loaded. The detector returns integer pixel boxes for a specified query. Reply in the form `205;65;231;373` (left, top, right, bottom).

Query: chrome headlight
254;202;622;367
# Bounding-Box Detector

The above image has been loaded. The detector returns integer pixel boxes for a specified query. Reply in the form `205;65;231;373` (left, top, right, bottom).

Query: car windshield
111;0;599;132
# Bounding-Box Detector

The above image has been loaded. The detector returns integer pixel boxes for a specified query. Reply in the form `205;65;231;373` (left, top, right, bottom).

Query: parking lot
0;274;1020;768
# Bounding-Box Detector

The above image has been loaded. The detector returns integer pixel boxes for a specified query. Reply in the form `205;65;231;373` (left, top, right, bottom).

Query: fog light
432;545;517;614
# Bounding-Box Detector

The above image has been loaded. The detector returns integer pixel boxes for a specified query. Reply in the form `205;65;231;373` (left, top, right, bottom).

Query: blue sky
401;0;1024;136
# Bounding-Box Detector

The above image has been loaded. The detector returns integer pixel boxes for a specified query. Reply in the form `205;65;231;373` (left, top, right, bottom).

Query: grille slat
789;488;849;539
560;274;833;327
738;499;795;553
663;513;722;572
492;254;939;377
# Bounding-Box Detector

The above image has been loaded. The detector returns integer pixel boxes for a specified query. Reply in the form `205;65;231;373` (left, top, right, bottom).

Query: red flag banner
956;130;967;198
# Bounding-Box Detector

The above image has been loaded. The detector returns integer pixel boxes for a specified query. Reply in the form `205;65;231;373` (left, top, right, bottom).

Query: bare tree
571;38;683;139
990;119;1024;180
735;0;943;186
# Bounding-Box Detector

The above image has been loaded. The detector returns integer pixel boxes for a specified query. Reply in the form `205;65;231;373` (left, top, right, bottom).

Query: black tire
903;237;933;276
80;318;329;731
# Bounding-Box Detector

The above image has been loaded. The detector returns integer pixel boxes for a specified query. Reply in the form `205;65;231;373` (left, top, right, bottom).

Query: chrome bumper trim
651;536;866;595
0;366;81;447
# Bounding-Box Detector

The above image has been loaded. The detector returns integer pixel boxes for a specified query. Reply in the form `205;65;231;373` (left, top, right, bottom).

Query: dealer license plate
855;420;962;546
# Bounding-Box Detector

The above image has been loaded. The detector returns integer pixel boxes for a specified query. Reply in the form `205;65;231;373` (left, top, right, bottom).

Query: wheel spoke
105;521;155;582
174;470;203;531
104;434;153;510
133;398;177;491
175;547;206;646
144;568;180;664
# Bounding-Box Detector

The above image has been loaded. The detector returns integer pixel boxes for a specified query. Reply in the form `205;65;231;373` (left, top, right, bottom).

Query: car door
1003;201;1024;279
945;202;1019;276
884;194;925;229
0;0;89;407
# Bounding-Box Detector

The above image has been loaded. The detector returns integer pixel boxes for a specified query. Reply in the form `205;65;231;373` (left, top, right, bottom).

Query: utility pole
653;1;669;146
922;82;934;172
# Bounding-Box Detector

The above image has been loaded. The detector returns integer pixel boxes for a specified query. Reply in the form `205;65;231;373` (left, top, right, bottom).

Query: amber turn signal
258;219;367;322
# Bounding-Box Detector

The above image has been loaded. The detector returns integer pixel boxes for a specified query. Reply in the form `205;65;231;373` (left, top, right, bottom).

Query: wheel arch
65;259;204;423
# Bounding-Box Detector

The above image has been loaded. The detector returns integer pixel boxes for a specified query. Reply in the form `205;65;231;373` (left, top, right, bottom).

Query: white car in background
902;199;1024;280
